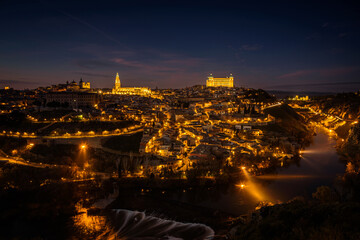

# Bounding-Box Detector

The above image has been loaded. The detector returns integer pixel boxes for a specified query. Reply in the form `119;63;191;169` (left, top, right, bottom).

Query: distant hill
267;90;337;99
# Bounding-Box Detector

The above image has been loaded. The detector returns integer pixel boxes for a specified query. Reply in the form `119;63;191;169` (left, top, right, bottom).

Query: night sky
1;0;360;92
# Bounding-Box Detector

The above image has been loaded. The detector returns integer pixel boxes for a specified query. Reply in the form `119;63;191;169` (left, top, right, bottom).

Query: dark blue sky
1;0;360;91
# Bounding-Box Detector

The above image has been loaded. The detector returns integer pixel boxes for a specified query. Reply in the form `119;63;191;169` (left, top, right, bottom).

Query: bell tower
115;73;121;89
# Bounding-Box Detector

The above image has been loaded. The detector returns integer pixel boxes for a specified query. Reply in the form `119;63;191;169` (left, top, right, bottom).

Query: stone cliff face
312;104;359;120
309;93;360;120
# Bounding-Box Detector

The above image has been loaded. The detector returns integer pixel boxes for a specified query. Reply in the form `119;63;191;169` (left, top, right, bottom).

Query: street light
80;144;87;150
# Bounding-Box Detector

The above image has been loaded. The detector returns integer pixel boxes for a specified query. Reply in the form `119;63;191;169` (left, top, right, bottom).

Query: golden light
80;144;87;150
73;203;106;234
26;143;35;149
241;166;246;170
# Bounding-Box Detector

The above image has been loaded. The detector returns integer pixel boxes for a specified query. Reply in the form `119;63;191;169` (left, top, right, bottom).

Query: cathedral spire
115;72;121;89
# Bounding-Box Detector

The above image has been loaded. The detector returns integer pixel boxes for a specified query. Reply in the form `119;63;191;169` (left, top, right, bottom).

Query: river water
167;131;346;215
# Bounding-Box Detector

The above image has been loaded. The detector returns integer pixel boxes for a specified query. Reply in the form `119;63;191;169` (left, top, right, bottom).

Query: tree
33;100;42;112
312;186;338;202
61;102;69;108
47;101;61;109
346;162;356;174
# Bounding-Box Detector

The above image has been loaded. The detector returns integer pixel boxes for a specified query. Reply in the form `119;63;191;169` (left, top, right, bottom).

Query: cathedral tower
115;72;121;89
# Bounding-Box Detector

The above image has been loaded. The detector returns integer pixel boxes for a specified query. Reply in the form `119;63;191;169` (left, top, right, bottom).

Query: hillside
310;92;360;120
264;104;312;144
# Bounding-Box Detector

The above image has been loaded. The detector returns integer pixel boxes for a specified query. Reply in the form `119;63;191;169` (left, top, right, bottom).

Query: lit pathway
262;102;282;110
0;157;54;168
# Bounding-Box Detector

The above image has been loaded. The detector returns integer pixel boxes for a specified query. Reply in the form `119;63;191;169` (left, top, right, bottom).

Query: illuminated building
112;73;152;96
50;79;91;92
79;78;90;89
288;95;309;101
46;92;100;108
206;73;234;87
115;72;121;89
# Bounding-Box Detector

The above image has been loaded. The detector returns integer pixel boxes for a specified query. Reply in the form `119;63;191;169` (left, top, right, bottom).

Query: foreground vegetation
233;169;360;240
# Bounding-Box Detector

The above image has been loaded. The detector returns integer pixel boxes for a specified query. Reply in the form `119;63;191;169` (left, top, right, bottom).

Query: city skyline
1;0;360;92
2;1;360;239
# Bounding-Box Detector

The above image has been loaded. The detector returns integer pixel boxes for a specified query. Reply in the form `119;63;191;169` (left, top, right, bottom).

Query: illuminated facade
115;72;121;89
206;73;234;87
46;92;99;108
112;73;152;96
288;95;309;101
79;78;90;89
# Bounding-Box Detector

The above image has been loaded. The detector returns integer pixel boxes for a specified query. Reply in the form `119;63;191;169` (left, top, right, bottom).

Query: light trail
0;127;143;139
239;168;272;202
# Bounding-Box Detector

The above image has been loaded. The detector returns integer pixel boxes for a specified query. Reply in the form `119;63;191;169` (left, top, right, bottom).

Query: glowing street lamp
80;144;87;150
26;143;35;150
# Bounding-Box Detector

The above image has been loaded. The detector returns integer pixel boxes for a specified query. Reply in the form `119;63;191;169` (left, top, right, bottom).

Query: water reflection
240;167;270;202
73;203;107;235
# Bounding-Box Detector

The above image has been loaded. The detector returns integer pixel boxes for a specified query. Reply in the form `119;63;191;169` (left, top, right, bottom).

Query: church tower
115;73;121;89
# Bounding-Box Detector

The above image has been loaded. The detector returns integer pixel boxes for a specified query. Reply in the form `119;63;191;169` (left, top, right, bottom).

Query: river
166;130;346;215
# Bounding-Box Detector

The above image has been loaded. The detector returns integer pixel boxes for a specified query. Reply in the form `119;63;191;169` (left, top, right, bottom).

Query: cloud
109;49;208;73
278;66;360;79
41;2;125;47
0;79;42;85
75;59;118;69
240;44;263;51
329;48;343;54
71;45;209;88
269;81;360;89
112;58;181;72
305;33;321;40
161;58;205;67
72;72;113;78
73;45;208;73
338;32;348;38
